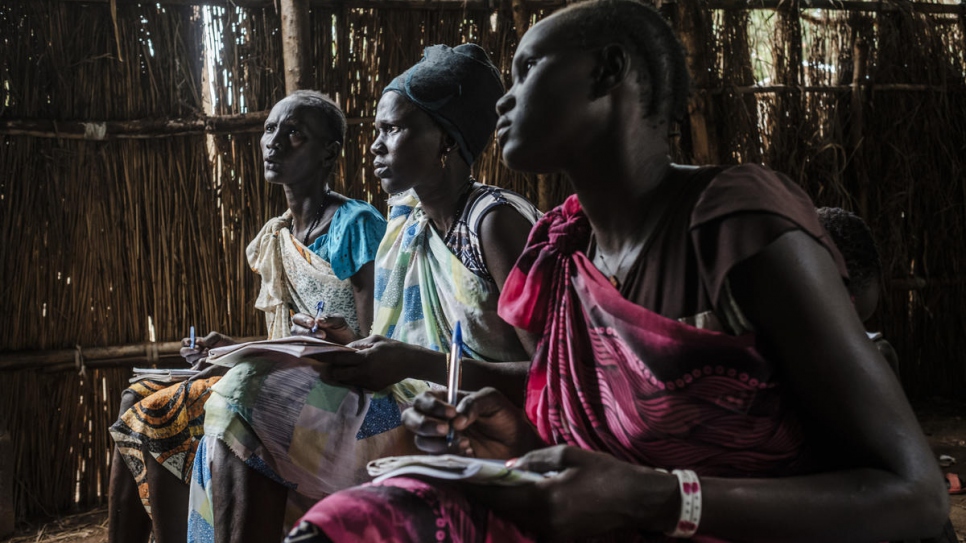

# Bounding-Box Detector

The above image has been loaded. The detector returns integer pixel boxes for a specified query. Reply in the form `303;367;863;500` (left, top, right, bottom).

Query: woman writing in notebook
107;91;386;543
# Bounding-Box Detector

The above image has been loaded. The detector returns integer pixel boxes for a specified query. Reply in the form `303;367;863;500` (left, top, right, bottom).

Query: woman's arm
693;230;947;541
348;260;375;336
479;230;946;542
324;337;532;406
477;205;540;357
312;205;538;402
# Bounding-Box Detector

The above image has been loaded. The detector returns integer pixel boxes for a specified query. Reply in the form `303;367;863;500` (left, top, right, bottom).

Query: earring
440;150;449;169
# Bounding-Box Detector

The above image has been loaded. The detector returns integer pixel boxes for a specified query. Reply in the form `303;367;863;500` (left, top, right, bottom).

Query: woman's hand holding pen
180;331;236;379
401;387;543;460
179;331;236;366
291;312;360;345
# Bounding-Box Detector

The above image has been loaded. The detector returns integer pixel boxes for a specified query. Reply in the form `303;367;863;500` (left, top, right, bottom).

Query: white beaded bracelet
665;469;702;538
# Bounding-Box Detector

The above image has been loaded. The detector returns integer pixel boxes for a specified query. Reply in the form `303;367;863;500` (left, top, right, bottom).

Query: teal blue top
307;199;387;280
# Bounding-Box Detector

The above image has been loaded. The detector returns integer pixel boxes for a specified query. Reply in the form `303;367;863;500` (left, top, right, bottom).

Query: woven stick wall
1;0;964;524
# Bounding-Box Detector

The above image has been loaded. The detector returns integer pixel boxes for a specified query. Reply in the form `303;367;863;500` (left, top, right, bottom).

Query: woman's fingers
512;445;585;474
454;387;510;425
316;315;349;331
201;331;226;347
346;334;387;350
291;313;316;329
411;435;452;455
402;391;464;438
180;331;231;364
411;426;473;455
291;313;323;337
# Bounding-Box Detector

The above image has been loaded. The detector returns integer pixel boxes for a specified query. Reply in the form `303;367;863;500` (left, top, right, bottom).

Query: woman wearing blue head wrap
192;44;542;543
381;43;505;169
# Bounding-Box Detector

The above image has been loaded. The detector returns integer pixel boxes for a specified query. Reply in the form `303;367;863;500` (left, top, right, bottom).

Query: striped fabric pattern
500;195;808;478
109;377;223;515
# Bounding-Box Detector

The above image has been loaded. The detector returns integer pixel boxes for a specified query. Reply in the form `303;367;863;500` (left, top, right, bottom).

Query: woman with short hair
108;90;386;543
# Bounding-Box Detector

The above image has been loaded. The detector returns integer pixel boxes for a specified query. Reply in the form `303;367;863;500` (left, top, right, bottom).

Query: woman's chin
501;145;553;175
379;177;408;195
263;170;284;184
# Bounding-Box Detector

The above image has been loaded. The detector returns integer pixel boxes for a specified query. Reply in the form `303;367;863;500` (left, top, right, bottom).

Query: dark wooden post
281;0;310;93
850;31;869;217
0;425;12;538
675;0;719;165
510;0;530;38
506;0;552;211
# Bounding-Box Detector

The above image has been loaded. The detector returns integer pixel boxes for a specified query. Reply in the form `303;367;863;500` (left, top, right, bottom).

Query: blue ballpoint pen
446;321;463;445
310;300;326;334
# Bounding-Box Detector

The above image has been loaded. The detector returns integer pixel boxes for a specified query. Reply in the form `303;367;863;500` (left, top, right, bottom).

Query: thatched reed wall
1;0;964;525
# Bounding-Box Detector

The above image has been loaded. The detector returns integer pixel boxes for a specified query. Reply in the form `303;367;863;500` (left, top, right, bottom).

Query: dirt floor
4;506;107;543
4;399;966;543
914;398;966;541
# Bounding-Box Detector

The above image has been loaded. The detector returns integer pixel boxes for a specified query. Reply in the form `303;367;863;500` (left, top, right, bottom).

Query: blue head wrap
384;44;505;166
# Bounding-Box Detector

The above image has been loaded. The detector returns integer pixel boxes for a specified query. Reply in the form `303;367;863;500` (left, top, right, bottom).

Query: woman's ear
440;134;458;155
592;44;631;98
321;140;342;169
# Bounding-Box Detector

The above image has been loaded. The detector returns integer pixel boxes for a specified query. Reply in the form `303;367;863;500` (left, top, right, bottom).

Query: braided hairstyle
817;207;882;294
549;0;690;125
288;89;348;146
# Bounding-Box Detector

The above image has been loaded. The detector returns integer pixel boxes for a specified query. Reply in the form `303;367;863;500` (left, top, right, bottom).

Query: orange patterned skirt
109;377;222;515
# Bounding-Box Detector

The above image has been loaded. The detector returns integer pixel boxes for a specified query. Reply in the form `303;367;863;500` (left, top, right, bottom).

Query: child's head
817;207;882;323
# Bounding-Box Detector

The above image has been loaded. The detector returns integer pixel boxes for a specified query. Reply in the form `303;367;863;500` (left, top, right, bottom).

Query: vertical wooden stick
506;0;552;210
281;0;310;93
0;425;12;539
510;0;529;37
850;33;869;217
109;0;125;62
676;0;719;165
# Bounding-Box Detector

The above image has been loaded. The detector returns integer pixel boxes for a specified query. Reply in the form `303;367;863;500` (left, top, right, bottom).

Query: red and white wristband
666;469;702;538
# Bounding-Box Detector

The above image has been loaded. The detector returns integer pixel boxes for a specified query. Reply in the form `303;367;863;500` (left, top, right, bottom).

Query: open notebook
129;368;199;384
206;336;355;368
367;455;548;486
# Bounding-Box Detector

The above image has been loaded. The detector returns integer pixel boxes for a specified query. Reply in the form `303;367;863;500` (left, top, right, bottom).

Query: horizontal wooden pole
6;81;961;143
889;276;966;290
702;83;964;95
707;0;966;14
55;0;526;10
0;114;374;140
6;79;964;142
54;0;966;14
0;336;266;371
0;112;268;140
40;355;187;374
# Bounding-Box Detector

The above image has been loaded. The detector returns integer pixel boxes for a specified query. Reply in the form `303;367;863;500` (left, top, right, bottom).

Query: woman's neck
571;147;674;255
413;165;475;234
283;180;330;231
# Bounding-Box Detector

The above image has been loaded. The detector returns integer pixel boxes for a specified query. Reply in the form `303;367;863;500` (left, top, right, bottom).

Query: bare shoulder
478;204;535;290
